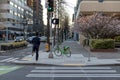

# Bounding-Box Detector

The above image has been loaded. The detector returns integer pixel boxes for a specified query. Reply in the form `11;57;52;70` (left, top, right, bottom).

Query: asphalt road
0;43;120;80
0;43;46;63
0;65;120;80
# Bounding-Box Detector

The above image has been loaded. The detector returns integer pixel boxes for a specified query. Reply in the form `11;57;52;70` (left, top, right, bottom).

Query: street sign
52;18;59;24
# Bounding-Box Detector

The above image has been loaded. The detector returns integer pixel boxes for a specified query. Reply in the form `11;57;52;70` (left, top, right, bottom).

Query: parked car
40;36;47;42
27;36;47;43
14;36;24;42
26;36;35;43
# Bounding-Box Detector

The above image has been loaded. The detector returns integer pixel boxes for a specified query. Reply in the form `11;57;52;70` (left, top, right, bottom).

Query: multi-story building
0;0;33;41
27;0;44;35
75;0;120;19
73;0;82;41
74;0;120;42
74;0;83;19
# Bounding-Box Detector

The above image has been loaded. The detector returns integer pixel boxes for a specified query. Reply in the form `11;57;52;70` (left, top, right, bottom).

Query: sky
41;0;77;25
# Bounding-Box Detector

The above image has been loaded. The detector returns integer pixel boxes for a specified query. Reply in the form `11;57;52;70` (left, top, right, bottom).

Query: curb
11;60;120;67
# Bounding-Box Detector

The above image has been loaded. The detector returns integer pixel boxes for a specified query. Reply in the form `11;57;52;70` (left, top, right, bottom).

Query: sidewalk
13;40;120;66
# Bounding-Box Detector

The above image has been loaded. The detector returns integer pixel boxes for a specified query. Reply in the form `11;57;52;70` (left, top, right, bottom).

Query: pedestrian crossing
26;66;120;78
0;57;19;63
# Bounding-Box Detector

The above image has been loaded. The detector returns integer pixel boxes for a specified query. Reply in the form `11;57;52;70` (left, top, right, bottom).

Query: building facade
74;0;120;42
75;0;120;19
0;0;33;40
27;0;44;35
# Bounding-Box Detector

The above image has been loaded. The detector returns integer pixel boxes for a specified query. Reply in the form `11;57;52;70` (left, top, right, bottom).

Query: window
14;4;17;8
10;1;14;6
14;12;17;16
10;10;13;14
18;6;20;10
18;13;20;17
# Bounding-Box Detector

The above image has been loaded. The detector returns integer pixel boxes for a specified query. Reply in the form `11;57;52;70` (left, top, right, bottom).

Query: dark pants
32;46;39;61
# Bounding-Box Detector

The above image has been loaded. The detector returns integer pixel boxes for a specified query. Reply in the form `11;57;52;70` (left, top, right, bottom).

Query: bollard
45;43;50;52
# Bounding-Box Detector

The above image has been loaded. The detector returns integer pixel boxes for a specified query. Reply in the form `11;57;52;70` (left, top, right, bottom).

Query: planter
90;48;118;52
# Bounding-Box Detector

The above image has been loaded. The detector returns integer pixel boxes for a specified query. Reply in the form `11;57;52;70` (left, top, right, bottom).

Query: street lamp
4;22;10;42
5;26;8;42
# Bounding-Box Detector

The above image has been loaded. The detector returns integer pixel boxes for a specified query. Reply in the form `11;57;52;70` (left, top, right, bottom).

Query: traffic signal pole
46;0;54;52
46;11;50;52
46;0;54;58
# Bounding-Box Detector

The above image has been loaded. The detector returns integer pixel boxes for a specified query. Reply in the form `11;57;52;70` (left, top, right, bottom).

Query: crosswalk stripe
6;58;19;62
26;74;120;78
31;70;116;73
35;67;112;70
0;58;14;62
0;58;18;62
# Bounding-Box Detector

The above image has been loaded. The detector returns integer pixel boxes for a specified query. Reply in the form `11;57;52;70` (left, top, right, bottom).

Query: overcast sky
41;0;77;25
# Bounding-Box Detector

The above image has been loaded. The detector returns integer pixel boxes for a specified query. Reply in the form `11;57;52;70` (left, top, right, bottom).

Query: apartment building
27;0;44;34
0;0;33;40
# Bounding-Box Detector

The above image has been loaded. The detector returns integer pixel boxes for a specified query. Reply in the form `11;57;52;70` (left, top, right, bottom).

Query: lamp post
4;22;9;42
5;26;8;42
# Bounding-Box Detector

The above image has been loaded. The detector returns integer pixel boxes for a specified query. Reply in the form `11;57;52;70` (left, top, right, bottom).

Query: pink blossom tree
73;13;120;39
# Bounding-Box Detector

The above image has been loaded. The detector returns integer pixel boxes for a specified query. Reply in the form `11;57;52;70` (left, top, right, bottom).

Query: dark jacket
32;36;40;47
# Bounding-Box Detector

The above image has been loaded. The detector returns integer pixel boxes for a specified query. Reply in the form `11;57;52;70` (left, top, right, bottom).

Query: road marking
0;58;18;62
31;70;116;73
35;67;112;70
0;66;22;75
26;74;120;78
0;58;14;62
6;58;19;62
26;66;118;78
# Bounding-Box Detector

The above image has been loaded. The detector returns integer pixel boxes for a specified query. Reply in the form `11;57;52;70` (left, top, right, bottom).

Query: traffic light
47;0;54;12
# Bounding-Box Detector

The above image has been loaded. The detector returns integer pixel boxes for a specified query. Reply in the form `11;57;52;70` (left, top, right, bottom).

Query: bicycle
54;45;71;57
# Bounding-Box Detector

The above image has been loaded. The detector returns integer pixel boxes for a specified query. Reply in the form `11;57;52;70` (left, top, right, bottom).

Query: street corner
61;58;120;67
21;55;36;61
83;59;120;66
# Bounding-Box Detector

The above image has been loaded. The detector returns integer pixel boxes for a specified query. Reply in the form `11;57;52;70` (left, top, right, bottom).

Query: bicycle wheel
65;48;71;57
54;49;62;57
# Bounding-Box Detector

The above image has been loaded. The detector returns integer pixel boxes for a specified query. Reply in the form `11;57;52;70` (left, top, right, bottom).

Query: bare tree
57;0;70;41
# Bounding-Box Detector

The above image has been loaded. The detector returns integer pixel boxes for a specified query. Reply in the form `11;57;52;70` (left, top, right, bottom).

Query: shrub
90;39;115;49
0;41;28;50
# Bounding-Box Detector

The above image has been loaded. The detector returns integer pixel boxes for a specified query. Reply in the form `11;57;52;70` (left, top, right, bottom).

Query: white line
0;58;14;62
26;74;120;77
35;67;112;70
6;58;19;62
31;70;116;73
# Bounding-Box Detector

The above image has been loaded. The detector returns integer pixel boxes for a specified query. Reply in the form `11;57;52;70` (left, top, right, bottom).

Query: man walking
32;32;41;61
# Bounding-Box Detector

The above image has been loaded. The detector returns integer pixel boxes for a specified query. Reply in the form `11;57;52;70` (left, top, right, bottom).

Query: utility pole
46;0;54;58
57;0;60;43
46;11;50;52
5;26;8;42
46;0;54;52
53;0;57;46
